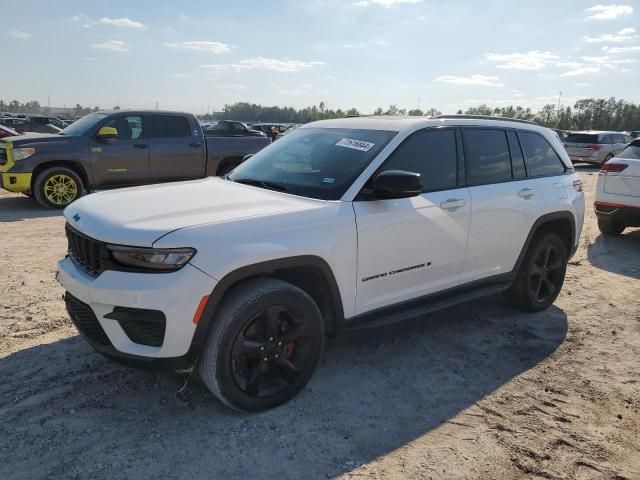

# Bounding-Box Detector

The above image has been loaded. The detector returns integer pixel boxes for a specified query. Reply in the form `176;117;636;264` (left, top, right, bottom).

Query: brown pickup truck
0;110;272;208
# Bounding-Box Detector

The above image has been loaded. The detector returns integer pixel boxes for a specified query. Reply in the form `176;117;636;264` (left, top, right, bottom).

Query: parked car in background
595;138;640;235
0;115;68;134
0;110;272;208
551;128;569;141
57;115;584;411
0;124;20;139
564;131;633;165
202;120;266;138
630;131;640;139
250;123;289;141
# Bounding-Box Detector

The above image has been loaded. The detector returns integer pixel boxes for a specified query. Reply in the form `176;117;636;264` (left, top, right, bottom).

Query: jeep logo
72;213;80;222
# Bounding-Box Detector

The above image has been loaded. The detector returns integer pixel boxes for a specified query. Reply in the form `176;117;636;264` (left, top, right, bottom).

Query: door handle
440;198;466;210
134;144;148;149
518;188;537;198
189;142;203;148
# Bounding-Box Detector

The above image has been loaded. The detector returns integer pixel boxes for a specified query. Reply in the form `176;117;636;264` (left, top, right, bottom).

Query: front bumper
56;256;217;363
0;172;32;193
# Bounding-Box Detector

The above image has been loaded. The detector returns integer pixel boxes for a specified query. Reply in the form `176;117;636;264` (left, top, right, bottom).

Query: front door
90;115;150;187
354;128;471;314
148;114;205;182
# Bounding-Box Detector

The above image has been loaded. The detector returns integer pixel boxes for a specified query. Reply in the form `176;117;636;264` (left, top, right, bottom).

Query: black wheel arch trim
187;255;344;358
30;160;91;190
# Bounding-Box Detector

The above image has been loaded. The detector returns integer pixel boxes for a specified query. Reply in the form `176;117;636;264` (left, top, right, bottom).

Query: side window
518;131;565;177
380;129;458;192
463;129;511;185
507;131;526;179
150;115;191;138
613;134;624;144
624;135;634;143
601;135;612;144
230;122;249;135
102;116;144;140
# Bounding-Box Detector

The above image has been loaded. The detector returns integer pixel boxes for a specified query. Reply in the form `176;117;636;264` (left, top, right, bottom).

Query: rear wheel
597;218;625;235
33;166;85;209
508;232;568;312
198;278;324;411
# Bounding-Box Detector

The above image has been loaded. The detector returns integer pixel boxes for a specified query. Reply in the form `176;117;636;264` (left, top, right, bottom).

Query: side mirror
96;126;118;140
372;170;422;199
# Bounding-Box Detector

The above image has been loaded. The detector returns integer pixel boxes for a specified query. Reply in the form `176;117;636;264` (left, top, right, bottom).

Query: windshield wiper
231;177;288;193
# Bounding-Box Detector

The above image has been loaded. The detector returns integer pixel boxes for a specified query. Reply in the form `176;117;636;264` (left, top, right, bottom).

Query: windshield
228;127;397;200
60;112;108;136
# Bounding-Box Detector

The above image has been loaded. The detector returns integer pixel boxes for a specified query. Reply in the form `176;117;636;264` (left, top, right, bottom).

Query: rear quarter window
518;131;565;177
150;115;191;138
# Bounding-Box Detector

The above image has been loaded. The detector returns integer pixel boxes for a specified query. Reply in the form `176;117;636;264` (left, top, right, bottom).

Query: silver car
564;131;634;164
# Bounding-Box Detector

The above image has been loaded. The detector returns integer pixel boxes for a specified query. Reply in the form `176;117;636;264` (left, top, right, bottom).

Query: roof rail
435;114;538;125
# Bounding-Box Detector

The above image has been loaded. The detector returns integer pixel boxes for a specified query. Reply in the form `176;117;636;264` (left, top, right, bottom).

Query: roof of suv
303;115;547;134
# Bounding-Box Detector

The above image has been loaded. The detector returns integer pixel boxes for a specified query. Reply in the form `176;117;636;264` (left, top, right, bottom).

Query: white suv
595;138;640;234
57;116;585;411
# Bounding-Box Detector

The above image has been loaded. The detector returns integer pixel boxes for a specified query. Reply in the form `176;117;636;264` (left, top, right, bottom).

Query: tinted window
102;115;143;140
619;144;640;159
230;122;249;135
507;131;526;179
380;129;457;192
624;135;634;143
228;127;397;200
613;134;625;144
463;129;511;185
519;132;565;177
566;133;598;144
150;115;191;138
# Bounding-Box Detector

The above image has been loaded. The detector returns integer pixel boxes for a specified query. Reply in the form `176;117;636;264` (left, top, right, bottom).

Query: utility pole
417;97;421;112
557;91;562;114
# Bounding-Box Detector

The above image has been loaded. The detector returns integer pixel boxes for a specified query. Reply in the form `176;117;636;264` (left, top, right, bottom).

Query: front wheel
198;278;324;411
33;166;85;209
508;232;568;312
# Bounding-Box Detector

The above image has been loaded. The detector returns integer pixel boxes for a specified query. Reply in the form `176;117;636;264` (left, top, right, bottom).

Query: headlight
13;147;36;161
106;245;196;272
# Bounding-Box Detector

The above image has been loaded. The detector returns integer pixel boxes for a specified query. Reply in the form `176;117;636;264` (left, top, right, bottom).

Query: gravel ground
0;168;638;480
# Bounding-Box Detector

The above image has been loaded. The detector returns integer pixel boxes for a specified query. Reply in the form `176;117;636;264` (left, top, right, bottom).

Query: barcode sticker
335;138;375;152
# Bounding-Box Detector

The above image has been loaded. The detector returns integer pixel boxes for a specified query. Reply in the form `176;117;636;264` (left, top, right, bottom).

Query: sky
2;0;640;114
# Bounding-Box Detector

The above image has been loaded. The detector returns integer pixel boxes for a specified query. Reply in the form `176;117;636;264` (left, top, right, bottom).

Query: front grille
66;223;105;277
107;307;166;347
0;148;7;166
65;293;112;346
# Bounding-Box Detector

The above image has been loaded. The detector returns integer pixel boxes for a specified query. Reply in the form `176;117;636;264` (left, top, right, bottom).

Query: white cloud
574;82;591;87
584;4;633;20
484;50;558;70
171;73;190;78
555;61;584;68
210;83;247;91
583;27;637;43
202;57;326;72
603;45;640;53
560;66;601;76
91;40;129;52
97;17;146;29
435;74;504;87
164;41;230;54
581;55;636;64
10;30;32;39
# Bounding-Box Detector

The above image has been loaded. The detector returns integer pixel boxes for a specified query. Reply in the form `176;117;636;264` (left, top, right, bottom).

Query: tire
597;218;625;235
508;232;568;312
33;166;85;209
198;277;324;412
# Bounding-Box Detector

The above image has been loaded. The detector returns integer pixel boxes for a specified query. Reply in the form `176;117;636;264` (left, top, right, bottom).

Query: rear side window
463;129;511;185
150;115;191;138
518;132;565;177
613;134;625;144
600;134;612;144
381;129;458;192
566;134;598;144
619;144;640;159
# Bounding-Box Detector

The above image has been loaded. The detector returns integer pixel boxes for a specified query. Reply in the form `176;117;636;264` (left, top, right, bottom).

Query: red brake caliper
282;343;294;358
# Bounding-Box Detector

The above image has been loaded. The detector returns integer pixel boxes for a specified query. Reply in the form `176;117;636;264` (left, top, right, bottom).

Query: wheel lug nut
260;346;264;351
277;341;282;346
269;337;274;341
275;354;279;359
263;357;268;362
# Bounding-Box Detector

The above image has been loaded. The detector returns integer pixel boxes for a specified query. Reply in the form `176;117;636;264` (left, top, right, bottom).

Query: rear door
354;128;471;313
148;114;205;182
89;114;150;186
460;128;544;284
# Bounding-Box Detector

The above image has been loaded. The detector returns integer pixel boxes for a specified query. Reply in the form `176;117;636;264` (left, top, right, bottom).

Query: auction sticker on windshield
335;138;375;152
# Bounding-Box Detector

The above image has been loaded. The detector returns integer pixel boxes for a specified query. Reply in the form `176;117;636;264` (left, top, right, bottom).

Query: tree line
3;97;639;131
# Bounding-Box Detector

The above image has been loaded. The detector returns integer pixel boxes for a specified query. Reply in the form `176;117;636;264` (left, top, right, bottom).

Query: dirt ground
0;168;638;480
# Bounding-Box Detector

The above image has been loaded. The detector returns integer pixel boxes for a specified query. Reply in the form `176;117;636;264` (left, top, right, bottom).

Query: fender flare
188;255;344;356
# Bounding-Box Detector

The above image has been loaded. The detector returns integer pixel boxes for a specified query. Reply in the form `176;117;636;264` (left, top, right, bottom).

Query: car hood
64;177;326;246
3;133;74;147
